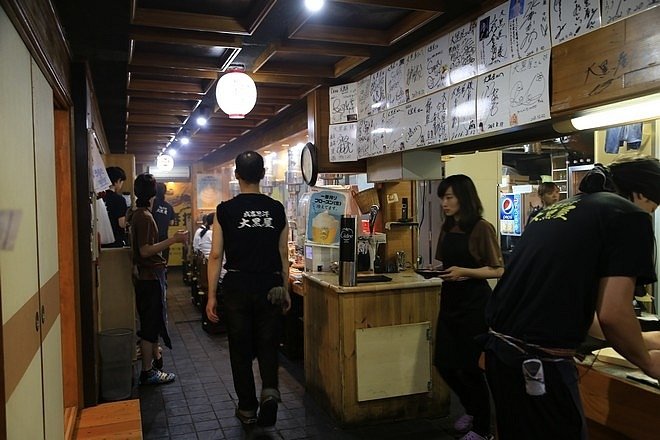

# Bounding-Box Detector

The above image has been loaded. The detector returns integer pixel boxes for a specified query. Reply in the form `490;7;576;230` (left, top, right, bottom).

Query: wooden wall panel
32;59;64;439
552;6;660;116
0;7;43;438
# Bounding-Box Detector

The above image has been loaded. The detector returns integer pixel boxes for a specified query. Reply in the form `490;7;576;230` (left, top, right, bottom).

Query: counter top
302;270;442;293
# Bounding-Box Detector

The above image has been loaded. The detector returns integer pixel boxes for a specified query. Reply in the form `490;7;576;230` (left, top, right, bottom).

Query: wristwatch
301;142;318;187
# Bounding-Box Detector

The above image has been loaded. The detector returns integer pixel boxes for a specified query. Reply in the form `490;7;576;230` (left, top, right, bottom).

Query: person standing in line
152;182;176;264
484;155;660;439
131;173;188;385
206;151;291;427
435;174;503;440
102;166;128;248
526;181;560;226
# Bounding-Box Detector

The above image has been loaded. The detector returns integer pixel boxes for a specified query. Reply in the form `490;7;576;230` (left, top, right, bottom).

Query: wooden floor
74;399;142;439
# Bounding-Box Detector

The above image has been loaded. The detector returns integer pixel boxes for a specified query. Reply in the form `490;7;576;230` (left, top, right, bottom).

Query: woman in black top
435;174;503;440
206;151;290;428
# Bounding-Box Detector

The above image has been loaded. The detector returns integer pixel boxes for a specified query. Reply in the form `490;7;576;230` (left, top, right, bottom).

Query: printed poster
500;193;522;236
197;174;222;210
306;190;347;244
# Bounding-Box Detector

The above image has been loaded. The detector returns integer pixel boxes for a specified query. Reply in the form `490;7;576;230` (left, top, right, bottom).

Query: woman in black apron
434;174;504;440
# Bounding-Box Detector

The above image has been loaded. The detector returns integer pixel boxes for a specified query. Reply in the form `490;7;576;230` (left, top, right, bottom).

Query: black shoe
257;396;278;427
235;408;257;425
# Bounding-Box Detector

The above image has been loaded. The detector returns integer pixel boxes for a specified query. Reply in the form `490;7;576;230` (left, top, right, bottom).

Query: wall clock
301;142;318;186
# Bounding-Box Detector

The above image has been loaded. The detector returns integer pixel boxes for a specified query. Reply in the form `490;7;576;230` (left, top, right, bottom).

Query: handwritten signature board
602;0;659;25
329;0;658;162
329;123;358;162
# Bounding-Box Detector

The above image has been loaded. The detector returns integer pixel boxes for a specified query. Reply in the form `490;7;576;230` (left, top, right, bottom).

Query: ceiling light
179;129;190;145
167;147;177;157
216;65;257;119
196;106;210;126
570;92;660;130
305;0;324;12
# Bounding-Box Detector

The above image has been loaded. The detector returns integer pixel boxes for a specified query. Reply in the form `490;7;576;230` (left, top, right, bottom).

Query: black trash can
99;328;134;401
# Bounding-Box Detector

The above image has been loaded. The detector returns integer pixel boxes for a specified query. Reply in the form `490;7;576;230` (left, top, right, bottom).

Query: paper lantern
157;153;174;171
215;66;257;119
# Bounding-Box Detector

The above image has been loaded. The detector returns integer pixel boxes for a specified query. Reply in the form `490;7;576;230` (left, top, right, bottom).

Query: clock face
301;142;318;186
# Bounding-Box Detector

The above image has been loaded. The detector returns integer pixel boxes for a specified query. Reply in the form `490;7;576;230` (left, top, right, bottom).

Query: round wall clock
301;142;318;186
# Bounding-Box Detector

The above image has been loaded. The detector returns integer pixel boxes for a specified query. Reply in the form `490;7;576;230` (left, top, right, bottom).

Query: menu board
448;21;477;84
386;58;406;109
602;0;659;25
329;83;358;124
449;79;477;141
425;34;451;93
550;0;601;45
477;65;511;133
509;0;551;59
423;89;450;146
509;50;550;125
405;48;427;101
370;69;387;113
357;76;372;119
329;123;358;162
477;2;511;74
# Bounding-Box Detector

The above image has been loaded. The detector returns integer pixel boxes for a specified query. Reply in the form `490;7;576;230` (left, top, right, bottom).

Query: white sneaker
453;414;474;432
459;431;494;440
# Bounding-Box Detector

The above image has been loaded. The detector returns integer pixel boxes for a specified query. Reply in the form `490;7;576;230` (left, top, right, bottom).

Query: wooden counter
577;359;660;440
302;271;448;425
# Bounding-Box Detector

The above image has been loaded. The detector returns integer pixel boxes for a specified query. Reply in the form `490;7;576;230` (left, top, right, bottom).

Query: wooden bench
74;399;142;439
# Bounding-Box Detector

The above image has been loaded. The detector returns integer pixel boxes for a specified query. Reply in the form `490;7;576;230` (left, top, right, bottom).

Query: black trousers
485;352;586;440
437;365;491;435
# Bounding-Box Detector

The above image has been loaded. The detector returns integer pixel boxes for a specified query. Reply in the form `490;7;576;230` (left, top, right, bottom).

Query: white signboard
386;58;406;109
448;22;477;84
329;123;358;162
550;0;601;45
370;69;387;114
405;48;427;101
400;99;427;150
477;65;511;133
449;79;477;141
423;89;450;146
509;0;551;60
357;76;372;119
90;143;112;194
602;0;659;25
425;34;451;93
477;2;511;74
357;116;374;159
509;50;550;126
329;83;358;124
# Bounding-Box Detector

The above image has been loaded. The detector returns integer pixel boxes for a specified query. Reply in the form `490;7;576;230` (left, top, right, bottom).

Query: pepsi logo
501;197;513;214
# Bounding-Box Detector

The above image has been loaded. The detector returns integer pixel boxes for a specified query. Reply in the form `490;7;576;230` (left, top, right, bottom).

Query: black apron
434;231;491;369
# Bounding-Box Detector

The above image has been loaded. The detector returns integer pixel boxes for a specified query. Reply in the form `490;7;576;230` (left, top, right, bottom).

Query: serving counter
577;357;660;439
302;271;448;425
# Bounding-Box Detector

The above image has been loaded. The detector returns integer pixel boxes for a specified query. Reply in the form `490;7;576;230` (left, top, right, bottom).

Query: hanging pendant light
215;65;257;119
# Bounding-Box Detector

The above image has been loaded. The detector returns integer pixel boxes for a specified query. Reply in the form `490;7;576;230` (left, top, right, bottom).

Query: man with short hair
102;166;128;247
485;155;660;439
152;182;176;263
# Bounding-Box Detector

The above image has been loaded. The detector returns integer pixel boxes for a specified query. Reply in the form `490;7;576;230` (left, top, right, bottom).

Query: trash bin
99;328;134;401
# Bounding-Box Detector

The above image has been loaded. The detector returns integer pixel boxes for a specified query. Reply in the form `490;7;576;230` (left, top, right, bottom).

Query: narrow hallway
137;269;457;439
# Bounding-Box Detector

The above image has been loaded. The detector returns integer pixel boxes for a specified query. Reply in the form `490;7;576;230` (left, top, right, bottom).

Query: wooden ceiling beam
129;99;195;112
249;72;326;86
132;8;249;35
127;114;185;126
128;90;204;101
289;24;390;46
128;79;204;94
334;56;370;77
388;11;440;44
256;62;334;77
130;25;243;48
207;117;263;128
130;53;222;71
127;126;178;135
274;40;372;58
332;0;450;11
129;65;220;80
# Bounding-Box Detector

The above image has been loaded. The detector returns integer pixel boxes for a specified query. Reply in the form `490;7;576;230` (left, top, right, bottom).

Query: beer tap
368;205;380;271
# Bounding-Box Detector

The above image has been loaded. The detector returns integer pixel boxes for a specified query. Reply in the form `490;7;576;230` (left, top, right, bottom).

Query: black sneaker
257;396;278;427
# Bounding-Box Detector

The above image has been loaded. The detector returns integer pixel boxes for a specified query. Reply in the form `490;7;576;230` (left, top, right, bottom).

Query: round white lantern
215;67;257;119
157;153;174;172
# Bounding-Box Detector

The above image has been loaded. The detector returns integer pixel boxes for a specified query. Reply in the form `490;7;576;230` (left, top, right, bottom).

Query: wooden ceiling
55;0;489;166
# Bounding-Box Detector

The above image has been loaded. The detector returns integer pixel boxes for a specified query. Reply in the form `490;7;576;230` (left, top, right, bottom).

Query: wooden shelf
385;221;419;230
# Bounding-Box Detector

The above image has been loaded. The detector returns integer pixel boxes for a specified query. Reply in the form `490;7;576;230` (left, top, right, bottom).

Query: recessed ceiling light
305;0;324;13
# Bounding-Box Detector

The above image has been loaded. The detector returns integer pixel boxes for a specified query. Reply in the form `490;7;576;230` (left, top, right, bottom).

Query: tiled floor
137;269;459;439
